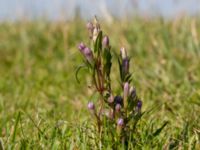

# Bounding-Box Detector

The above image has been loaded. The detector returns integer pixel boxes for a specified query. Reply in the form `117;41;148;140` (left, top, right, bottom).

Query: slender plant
76;17;143;147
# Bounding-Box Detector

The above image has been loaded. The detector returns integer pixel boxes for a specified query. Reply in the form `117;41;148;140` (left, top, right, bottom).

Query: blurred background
0;0;200;149
0;0;200;21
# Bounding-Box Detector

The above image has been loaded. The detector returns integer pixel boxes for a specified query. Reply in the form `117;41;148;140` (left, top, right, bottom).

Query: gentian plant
76;17;143;147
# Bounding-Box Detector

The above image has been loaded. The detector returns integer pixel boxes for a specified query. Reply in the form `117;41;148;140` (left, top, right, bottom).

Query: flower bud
123;82;129;109
78;42;86;53
87;102;95;110
117;118;124;135
92;27;99;42
124;82;129;98
102;35;109;48
83;47;94;63
115;104;121;112
117;118;124;127
120;47;127;59
122;58;129;75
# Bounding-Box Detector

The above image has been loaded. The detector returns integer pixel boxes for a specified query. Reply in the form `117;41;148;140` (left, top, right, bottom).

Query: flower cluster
77;17;143;143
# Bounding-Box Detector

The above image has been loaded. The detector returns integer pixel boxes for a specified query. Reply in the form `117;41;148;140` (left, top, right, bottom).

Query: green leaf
103;50;112;76
11;111;21;150
153;121;169;137
12;112;21;143
94;31;102;54
0;138;4;150
125;73;132;83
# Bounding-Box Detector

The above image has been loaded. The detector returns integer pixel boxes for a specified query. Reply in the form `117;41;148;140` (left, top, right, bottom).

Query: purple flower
84;47;93;62
78;42;86;53
87;102;95;110
124;82;129;98
122;58;129;75
117;118;124;127
102;35;109;48
78;43;94;63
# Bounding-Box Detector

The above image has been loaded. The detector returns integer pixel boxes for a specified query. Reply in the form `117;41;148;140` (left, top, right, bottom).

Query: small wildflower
77;17;144;144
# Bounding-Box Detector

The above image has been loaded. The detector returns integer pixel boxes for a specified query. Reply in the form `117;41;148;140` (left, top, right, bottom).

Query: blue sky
0;0;200;20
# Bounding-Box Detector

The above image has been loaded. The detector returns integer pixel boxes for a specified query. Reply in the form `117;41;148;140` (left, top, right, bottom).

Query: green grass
0;17;200;149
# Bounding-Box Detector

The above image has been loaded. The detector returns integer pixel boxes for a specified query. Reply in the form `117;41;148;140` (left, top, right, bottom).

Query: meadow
0;17;200;149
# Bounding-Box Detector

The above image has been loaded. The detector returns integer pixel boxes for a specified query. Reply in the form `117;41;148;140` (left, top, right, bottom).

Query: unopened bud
124;82;129;98
124;82;129;109
122;58;129;75
78;42;86;53
83;47;94;63
87;102;95;110
92;27;99;42
120;47;127;59
117;118;124;135
102;35;109;48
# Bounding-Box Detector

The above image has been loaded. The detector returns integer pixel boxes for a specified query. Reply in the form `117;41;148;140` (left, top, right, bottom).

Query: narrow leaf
75;64;87;83
153;121;169;137
94;31;102;54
